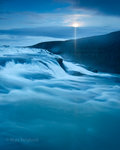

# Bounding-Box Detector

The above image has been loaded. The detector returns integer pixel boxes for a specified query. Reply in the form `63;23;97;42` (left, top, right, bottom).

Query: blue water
0;46;120;150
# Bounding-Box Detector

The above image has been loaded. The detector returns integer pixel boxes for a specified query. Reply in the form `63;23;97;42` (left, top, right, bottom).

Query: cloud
0;27;74;38
0;17;7;20
1;0;120;16
1;11;120;30
0;26;119;40
59;0;120;16
0;12;91;29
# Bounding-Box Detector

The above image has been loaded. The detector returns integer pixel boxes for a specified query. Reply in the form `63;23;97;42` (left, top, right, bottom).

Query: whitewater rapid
0;46;120;150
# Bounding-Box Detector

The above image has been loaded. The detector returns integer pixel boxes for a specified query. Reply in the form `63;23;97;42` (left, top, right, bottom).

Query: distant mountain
30;31;120;74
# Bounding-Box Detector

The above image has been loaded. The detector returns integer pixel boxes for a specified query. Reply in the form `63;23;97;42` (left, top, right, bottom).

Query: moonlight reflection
72;23;80;53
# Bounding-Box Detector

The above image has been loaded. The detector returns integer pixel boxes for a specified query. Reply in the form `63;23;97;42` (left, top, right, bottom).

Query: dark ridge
30;31;120;74
30;41;64;54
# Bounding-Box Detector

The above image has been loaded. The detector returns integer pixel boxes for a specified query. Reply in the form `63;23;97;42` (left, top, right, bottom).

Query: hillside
30;31;120;74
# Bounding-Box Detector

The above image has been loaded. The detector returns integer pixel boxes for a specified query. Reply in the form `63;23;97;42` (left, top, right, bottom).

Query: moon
72;23;79;28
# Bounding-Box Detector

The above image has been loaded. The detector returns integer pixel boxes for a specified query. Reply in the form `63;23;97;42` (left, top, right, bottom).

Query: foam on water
0;46;120;150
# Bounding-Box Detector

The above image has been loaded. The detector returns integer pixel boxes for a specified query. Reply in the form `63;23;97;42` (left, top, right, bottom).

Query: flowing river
0;46;120;150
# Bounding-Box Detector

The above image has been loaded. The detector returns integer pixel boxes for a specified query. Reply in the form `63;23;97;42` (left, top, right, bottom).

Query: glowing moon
71;22;84;27
72;23;80;28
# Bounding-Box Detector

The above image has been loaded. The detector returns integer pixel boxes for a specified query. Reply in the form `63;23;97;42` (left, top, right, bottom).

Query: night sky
0;0;120;44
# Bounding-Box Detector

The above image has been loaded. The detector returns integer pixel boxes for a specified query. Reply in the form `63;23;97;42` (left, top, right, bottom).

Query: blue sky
0;0;120;44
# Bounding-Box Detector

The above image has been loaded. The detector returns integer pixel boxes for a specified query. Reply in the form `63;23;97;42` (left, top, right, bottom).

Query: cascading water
0;46;120;150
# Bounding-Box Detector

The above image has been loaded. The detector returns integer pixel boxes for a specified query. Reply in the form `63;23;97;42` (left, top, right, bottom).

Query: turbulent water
0;46;120;150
